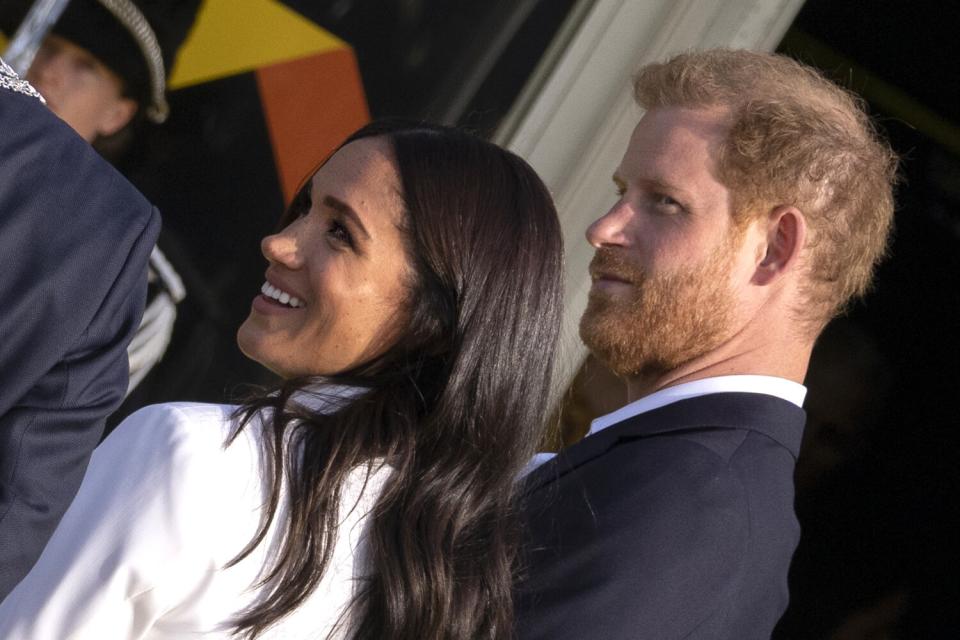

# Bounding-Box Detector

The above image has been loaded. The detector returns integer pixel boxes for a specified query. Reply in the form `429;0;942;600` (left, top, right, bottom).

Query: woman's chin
236;321;270;371
236;325;304;380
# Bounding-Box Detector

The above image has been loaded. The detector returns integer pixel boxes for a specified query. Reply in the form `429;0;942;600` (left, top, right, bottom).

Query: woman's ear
96;96;138;138
752;205;807;286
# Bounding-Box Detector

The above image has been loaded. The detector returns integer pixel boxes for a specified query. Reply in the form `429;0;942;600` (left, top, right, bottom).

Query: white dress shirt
527;375;806;473
0;399;390;639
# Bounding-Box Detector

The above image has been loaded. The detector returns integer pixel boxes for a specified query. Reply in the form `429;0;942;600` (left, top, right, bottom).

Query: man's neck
625;344;812;403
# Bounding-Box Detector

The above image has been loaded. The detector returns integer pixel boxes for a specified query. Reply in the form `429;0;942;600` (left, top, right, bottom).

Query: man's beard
579;239;739;379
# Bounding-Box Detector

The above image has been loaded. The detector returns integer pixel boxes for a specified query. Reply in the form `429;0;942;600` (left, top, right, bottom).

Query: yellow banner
169;0;345;89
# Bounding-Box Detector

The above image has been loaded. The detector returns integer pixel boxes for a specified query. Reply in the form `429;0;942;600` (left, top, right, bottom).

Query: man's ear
96;97;138;137
752;205;806;286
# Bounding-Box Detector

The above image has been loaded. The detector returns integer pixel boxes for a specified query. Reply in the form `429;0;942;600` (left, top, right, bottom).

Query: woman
0;120;564;639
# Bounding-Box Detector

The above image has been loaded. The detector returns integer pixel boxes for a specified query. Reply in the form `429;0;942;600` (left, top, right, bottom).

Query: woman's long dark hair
227;120;564;639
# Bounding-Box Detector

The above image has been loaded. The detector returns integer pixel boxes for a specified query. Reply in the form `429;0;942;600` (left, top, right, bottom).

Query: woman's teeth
261;282;303;308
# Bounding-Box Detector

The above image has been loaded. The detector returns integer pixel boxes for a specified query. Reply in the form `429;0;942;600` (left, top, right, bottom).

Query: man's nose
586;201;633;248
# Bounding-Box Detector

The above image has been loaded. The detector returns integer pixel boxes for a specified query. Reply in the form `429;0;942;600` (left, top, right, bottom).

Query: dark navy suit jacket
516;392;806;639
0;68;159;596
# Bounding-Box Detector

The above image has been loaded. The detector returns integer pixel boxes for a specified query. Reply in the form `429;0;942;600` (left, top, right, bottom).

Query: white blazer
0;400;390;639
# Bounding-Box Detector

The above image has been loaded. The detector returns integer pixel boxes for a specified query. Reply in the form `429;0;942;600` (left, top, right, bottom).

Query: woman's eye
327;220;354;248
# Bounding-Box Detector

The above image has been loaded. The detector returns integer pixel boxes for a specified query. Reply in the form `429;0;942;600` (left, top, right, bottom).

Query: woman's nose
261;228;303;268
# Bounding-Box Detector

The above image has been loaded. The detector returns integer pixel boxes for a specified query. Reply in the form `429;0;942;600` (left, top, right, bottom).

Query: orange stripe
256;49;370;204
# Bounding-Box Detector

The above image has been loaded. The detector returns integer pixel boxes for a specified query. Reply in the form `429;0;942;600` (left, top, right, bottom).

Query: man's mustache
588;248;645;285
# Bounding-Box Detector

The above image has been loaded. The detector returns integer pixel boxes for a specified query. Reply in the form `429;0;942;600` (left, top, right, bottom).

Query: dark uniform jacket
0;60;159;597
516;392;806;639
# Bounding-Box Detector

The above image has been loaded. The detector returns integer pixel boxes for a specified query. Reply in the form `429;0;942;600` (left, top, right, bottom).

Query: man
0;58;159;596
516;49;897;639
0;0;201;400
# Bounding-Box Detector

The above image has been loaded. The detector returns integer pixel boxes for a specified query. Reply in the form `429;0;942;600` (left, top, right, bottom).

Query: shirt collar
588;375;806;437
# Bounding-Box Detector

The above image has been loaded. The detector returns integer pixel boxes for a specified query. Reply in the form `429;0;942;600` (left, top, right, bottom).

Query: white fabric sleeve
0;403;245;639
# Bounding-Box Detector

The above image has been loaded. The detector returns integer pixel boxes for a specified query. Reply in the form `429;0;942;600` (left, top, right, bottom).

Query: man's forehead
633;107;728;149
618;108;728;181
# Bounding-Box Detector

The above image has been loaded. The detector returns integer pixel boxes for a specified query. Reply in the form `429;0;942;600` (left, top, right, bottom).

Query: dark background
775;0;959;636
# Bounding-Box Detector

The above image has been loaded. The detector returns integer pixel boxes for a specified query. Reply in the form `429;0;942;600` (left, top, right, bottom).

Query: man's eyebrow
322;195;371;240
637;177;694;202
611;174;693;201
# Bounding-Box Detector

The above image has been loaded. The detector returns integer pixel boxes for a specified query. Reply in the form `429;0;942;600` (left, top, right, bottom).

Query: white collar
588;375;806;437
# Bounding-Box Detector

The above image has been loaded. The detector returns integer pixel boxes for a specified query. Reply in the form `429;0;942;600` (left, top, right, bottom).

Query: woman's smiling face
237;137;411;378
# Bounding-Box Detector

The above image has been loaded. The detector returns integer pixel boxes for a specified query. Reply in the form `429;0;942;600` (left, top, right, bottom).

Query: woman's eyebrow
323;195;371;240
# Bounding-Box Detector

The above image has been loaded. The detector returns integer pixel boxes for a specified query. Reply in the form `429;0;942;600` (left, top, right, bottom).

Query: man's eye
651;193;683;212
614;185;626;198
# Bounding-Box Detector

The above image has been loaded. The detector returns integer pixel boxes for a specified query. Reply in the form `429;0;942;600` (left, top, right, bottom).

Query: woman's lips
252;293;299;315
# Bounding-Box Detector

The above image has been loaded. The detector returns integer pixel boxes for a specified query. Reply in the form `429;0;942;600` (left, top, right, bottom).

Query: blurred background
2;0;958;636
